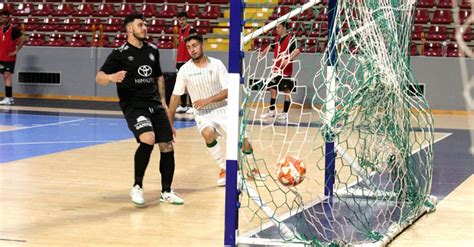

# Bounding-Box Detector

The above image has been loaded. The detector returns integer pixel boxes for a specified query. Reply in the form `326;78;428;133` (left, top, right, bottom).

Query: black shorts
124;106;173;143
267;75;295;92
0;61;15;74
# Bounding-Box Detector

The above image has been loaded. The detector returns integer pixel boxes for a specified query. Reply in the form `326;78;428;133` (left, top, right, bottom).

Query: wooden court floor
0;104;473;246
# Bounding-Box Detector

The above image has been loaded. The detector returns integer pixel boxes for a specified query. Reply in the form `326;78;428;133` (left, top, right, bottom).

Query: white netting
237;0;437;245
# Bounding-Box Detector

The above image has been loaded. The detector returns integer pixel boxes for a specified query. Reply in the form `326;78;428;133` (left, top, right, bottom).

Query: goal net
234;0;437;245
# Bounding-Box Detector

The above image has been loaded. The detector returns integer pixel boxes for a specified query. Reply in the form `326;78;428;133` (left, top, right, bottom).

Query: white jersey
174;56;228;116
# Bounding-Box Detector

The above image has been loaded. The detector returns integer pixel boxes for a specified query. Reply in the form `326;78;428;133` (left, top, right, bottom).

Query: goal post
225;0;438;246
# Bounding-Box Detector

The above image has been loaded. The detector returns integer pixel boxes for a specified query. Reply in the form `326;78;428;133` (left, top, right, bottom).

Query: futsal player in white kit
168;34;266;186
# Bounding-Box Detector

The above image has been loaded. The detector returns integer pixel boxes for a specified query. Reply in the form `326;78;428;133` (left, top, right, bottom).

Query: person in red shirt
259;22;300;121
175;12;196;114
0;10;26;105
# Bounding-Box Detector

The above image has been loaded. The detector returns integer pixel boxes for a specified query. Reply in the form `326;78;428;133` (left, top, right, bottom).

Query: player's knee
158;141;174;153
139;132;155;145
201;127;216;142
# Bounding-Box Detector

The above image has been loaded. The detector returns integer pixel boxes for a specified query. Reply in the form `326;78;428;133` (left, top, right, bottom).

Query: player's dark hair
278;22;288;29
124;13;145;28
184;34;204;44
177;12;188;18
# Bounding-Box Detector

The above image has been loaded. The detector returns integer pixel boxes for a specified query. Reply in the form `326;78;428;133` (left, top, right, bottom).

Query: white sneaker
217;169;226;187
0;97;14;105
260;110;275;118
276;113;288;121
185;107;196;114
160;190;184;205
176;105;189;113
130;185;145;206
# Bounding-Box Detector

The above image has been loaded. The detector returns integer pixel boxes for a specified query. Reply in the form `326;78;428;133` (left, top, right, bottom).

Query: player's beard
133;31;146;42
191;50;204;62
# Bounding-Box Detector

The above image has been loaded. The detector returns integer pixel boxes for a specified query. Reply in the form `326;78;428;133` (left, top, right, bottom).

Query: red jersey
0;24;20;62
176;25;195;64
273;34;295;77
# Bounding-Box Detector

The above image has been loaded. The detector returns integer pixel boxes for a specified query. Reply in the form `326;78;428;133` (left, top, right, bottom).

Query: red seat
437;0;452;8
34;3;54;16
158;4;178;18
450;26;472;42
45;0;63;2
79;18;101;32
459;10;471;24
75;3;95;16
37;18;60;32
200;5;222;19
22;17;39;32
316;7;328;21
253;37;270;51
14;3;35;16
92;33;109;47
288;22;306;36
410;43;419;56
300;8;316;21
414;9;430;24
142;4;158;17
103;18;122;32
26;33;45;46
270;6;291;20
210;0;228;3
447;43;462;57
182;5;201;18
195;20;210;35
431;10;453;24
148;19;165;34
94;4;115;17
157;36;173;49
108;33;127;48
417;0;435;8
461;0;472;9
163;20;178;34
280;0;299;4
116;4;136;17
303;39;318;53
52;4;74;17
66;33;88;47
426;25;448;41
423;42;442;56
57;18;81;32
308;22;328;37
0;3;14;13
411;25;424;40
45;33;67;46
184;0;206;3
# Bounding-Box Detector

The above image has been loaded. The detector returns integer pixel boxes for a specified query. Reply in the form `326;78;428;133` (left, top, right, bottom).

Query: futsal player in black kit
96;13;183;206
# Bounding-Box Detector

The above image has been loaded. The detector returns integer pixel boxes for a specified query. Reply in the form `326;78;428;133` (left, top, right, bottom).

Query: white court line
0;140;115;146
239;131;453;239
0;119;86;133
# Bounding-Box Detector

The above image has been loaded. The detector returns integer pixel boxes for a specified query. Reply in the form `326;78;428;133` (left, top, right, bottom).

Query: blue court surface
0;110;195;164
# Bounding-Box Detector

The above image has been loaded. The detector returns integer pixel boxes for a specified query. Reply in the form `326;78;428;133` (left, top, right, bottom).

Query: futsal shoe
247;168;268;181
260;110;275;118
276;113;288;121
185;107;196;114
130;185;145;206
217;169;226;187
160;191;184;205
0;97;14;105
176;105;189;113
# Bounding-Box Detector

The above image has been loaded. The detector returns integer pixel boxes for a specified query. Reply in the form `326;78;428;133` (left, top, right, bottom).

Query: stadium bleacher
0;0;471;56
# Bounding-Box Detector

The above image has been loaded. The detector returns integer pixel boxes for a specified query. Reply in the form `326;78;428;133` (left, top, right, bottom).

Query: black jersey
100;41;164;110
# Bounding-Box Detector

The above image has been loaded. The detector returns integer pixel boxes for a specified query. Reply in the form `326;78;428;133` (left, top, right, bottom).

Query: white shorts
195;114;227;138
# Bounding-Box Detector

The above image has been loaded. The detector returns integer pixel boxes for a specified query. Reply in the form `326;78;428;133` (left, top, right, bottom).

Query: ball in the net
276;155;306;186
